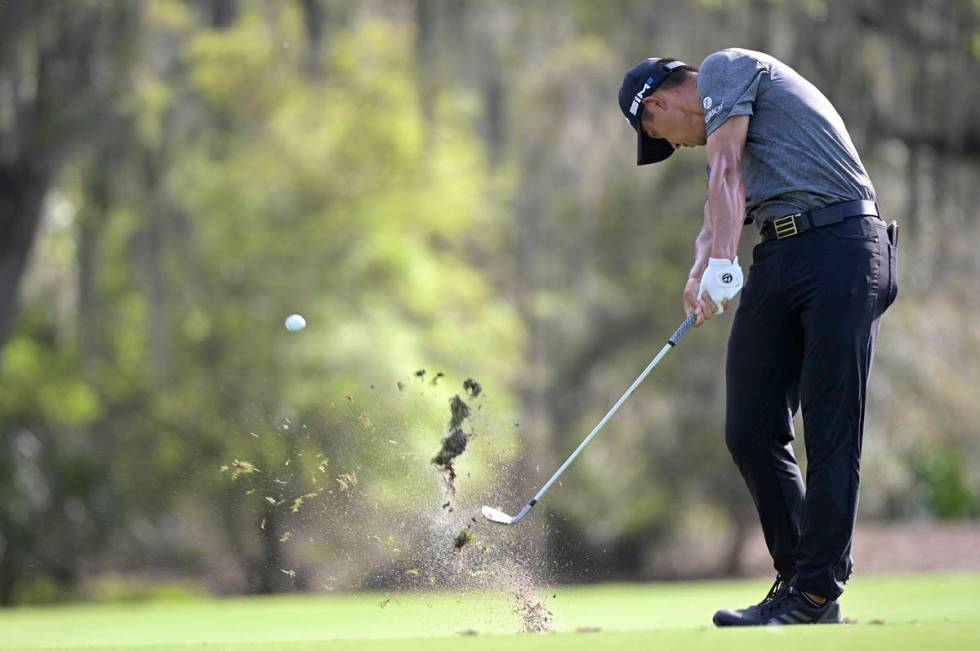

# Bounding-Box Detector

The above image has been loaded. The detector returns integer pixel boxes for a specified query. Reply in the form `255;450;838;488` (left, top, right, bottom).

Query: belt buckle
773;214;800;239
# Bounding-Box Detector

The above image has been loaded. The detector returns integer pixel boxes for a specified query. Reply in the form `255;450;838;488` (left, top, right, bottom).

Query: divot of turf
432;384;479;507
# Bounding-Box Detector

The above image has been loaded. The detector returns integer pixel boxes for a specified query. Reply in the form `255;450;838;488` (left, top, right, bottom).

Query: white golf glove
697;257;744;315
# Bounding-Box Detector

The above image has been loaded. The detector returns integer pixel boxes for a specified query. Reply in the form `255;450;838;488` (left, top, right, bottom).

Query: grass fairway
2;573;978;650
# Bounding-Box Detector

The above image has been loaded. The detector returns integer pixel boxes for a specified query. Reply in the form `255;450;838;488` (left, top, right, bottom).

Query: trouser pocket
884;221;899;310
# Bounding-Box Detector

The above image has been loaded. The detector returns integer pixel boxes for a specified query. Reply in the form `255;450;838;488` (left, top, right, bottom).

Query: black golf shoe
713;583;842;626
712;574;790;626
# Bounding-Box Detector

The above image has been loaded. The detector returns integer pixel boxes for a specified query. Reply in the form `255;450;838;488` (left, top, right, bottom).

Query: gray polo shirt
698;48;876;230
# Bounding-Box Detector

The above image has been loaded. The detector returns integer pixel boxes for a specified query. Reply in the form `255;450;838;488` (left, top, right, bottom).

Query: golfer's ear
642;94;665;112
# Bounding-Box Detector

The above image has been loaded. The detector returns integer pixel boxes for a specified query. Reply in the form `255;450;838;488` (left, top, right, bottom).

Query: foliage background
0;0;978;606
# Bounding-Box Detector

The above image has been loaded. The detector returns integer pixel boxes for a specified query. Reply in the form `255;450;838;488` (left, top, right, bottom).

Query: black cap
618;58;689;165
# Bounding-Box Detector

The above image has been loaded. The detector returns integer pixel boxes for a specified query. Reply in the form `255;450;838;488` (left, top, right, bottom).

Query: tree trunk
414;0;438;136
209;0;239;29
300;0;327;75
78;150;112;376
253;508;289;594
0;161;50;353
140;150;172;384
0;535;20;606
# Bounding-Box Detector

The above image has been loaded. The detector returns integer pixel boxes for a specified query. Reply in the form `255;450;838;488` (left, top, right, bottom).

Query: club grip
668;313;697;347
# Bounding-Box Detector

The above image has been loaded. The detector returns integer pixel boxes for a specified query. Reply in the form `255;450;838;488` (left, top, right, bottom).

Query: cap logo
703;96;713;110
629;76;656;116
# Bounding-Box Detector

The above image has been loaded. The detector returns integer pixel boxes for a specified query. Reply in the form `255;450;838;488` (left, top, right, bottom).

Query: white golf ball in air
284;314;306;332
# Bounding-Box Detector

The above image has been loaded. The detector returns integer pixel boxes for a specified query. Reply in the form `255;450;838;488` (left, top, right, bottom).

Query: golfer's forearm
706;165;744;260
689;202;713;280
704;115;749;260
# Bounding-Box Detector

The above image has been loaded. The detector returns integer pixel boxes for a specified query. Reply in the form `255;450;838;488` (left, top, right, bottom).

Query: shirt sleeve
697;50;767;137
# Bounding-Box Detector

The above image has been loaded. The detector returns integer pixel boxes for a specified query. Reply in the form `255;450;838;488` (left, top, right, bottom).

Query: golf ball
284;314;306;332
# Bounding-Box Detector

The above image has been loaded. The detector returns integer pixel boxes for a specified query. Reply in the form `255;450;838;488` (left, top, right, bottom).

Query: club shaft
530;341;673;504
493;314;696;525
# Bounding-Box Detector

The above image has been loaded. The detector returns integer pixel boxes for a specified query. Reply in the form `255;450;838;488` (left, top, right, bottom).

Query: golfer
618;49;898;626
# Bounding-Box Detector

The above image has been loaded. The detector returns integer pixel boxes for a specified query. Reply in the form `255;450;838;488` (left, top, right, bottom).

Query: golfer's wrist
709;233;738;259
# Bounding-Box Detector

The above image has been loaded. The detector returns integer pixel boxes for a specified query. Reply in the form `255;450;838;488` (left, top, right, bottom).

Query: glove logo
722;272;733;283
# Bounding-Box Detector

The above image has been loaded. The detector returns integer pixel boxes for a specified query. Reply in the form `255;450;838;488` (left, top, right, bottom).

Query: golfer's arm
706;115;749;260
688;201;713;281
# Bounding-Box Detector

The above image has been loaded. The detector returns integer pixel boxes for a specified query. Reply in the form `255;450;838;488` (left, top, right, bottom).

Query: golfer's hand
684;275;732;326
683;276;715;327
697;257;743;320
698;293;729;323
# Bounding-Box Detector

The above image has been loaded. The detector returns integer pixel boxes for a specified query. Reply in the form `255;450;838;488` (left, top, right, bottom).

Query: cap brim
637;130;675;166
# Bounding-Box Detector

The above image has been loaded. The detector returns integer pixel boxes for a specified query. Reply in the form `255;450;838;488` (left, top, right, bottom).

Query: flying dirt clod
463;378;482;398
452;524;475;551
432;394;470;469
432;384;480;503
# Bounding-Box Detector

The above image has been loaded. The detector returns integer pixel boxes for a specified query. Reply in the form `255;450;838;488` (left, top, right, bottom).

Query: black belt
760;199;879;242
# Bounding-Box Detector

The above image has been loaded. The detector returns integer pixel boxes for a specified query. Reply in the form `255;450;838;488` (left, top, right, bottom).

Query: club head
481;505;516;525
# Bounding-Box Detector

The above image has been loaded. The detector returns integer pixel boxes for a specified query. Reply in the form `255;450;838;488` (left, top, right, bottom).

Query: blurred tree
0;0;139;605
2;0;524;603
0;1;137;360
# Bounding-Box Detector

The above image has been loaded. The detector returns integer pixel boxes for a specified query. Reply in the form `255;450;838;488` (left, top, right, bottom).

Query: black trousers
726;215;897;600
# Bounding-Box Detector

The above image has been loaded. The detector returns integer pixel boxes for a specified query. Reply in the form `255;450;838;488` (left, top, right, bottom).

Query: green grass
1;573;979;650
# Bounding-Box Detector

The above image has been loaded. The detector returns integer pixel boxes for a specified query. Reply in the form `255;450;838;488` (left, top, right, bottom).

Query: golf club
482;313;698;525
